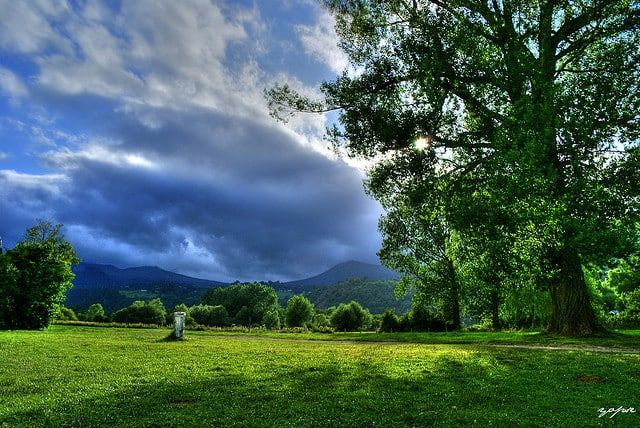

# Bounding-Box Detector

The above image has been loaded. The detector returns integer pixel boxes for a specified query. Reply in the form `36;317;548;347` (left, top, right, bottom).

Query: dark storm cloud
17;106;382;281
0;0;384;281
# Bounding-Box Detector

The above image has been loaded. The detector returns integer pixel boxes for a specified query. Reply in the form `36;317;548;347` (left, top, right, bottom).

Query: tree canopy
0;220;79;329
268;0;640;335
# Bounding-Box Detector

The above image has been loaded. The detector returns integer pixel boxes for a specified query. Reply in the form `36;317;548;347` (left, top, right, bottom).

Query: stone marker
174;312;186;339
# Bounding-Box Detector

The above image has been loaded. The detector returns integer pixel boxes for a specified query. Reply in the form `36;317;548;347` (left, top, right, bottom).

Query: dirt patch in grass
576;374;606;384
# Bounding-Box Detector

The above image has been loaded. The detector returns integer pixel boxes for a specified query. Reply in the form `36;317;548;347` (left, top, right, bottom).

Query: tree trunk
446;258;461;330
490;289;501;330
547;246;602;336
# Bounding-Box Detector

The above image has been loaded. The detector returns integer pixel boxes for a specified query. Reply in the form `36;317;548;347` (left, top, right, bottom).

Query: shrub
189;304;230;327
407;304;447;332
285;295;315;327
262;310;281;330
330;301;372;331
83;303;109;322
312;313;330;328
56;306;78;321
379;309;400;332
201;283;280;326
168;304;195;326
112;299;166;325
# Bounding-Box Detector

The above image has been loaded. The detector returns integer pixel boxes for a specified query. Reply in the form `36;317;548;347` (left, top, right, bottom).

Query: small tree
84;303;108;322
285;295;315;327
189;304;230;327
330;301;372;332
56;306;78;321
379;309;400;333
112;299;166;325
0;220;79;330
262;309;281;330
169;303;195;326
312;313;330;329
202;283;280;326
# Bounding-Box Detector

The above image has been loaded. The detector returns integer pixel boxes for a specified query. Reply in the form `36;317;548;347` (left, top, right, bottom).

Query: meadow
1;326;639;427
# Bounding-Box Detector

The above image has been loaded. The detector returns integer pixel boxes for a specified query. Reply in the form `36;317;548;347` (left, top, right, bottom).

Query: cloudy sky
0;0;384;282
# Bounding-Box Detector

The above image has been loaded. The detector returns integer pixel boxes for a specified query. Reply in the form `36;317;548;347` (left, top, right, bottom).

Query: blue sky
0;0;383;282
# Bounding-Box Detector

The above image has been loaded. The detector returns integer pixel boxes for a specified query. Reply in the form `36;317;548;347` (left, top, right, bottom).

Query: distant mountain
72;263;225;289
283;260;398;291
65;260;399;312
66;263;226;311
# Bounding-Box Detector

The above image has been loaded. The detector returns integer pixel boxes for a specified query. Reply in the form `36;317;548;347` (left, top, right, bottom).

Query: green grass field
1;326;639;427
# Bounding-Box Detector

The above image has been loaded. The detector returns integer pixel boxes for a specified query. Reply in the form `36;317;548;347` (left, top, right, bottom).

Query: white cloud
0;152;8;161
0;66;28;99
44;144;158;171
0;0;71;54
0;169;68;194
34;0;262;119
295;10;348;74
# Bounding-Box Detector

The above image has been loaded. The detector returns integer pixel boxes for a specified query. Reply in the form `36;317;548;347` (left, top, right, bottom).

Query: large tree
0;221;79;329
269;0;640;335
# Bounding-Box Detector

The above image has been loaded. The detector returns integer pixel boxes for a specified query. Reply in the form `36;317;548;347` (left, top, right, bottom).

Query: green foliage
262;309;281;330
405;303;447;332
379;309;400;332
621;289;640;317
285;295;315;327
312;313;330;329
330;301;372;331
0;220;79;329
189;304;230;327
83;303;108;322
169;303;195;326
55;306;78;321
112;299;167;325
201;283;280;326
606;290;640;328
499;286;552;329
306;278;411;314
605;254;640;293
270;1;640;335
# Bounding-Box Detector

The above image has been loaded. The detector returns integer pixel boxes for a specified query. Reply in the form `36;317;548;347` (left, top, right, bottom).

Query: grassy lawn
1;326;639;427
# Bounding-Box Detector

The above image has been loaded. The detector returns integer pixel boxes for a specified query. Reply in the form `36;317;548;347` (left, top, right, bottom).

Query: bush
407;304;447;332
56;306;78;321
379;309;400;332
112;299;167;325
167;304;196;326
262;310;281;329
201;283;280;326
330;301;372;331
189;304;230;327
312;313;330;328
83;303;109;322
285;295;315;327
606;289;640;328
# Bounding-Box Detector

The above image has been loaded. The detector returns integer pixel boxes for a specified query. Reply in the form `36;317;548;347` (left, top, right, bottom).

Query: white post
174;312;186;339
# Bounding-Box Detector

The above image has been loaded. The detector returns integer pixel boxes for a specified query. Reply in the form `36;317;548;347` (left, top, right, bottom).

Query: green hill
305;278;412;314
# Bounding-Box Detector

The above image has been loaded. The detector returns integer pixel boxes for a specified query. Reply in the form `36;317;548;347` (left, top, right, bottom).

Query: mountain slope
72;263;225;289
66;263;227;311
284;260;398;291
305;278;412;314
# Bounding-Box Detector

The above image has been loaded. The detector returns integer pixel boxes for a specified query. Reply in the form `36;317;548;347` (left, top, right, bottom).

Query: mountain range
66;260;401;313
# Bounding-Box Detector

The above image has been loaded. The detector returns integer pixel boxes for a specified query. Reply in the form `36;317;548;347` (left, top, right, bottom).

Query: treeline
58;283;381;332
58;265;640;332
